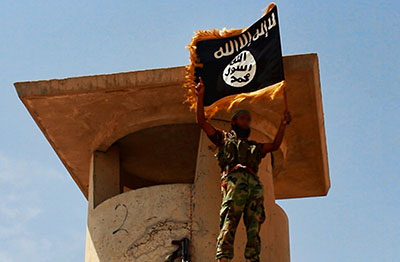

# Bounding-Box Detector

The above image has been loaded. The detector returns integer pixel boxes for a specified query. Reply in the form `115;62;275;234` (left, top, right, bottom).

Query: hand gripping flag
183;3;286;119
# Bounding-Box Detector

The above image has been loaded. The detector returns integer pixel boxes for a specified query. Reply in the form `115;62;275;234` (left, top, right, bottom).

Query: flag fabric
183;3;286;118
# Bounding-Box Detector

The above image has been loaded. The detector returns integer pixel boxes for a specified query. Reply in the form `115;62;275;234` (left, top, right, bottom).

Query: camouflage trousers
215;169;266;261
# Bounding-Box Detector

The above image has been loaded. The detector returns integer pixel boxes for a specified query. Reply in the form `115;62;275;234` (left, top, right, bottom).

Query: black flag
194;5;284;107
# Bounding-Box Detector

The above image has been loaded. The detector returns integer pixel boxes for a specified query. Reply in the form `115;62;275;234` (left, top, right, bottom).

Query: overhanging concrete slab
14;53;329;200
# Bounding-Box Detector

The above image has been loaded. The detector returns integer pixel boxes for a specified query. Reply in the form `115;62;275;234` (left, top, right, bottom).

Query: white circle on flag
223;50;257;88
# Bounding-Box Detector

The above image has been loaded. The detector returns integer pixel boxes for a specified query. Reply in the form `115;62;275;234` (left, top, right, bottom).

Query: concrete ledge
14;53;330;200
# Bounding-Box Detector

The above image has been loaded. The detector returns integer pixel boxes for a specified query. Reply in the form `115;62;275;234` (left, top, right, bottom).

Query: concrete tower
14;53;330;261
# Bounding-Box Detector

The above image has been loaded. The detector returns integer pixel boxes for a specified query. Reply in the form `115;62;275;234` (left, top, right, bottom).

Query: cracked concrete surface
124;220;190;261
85;184;192;262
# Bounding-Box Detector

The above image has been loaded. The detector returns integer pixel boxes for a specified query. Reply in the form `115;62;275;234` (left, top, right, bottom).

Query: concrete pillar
89;144;121;209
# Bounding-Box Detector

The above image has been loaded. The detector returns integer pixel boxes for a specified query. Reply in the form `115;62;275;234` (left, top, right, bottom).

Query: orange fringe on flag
183;2;285;119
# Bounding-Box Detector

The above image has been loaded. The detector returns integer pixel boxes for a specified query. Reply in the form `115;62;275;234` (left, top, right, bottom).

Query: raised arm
261;110;292;154
195;77;218;137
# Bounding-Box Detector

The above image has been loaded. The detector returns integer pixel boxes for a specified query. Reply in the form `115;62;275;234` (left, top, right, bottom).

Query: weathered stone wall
85;184;192;262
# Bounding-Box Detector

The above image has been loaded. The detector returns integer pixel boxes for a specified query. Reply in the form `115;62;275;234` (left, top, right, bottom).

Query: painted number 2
112;203;129;235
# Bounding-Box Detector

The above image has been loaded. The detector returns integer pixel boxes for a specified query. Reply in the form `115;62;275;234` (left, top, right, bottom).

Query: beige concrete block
85;184;192;262
89;144;120;209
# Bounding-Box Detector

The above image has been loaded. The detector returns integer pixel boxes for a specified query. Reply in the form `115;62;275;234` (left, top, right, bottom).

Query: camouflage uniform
207;128;267;261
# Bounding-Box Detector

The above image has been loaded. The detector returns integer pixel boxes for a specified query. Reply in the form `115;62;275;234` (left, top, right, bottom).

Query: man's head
231;109;251;138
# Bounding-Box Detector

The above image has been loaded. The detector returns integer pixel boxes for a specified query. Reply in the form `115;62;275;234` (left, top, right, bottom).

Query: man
194;77;292;262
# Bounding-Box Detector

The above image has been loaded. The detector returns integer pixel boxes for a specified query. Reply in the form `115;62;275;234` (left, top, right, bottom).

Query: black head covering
231;109;251;121
231;109;251;138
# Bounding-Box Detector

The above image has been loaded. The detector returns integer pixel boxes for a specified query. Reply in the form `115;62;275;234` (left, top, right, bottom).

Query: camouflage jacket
207;128;267;175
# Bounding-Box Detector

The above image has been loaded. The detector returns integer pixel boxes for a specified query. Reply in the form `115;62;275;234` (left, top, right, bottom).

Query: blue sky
0;1;399;261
